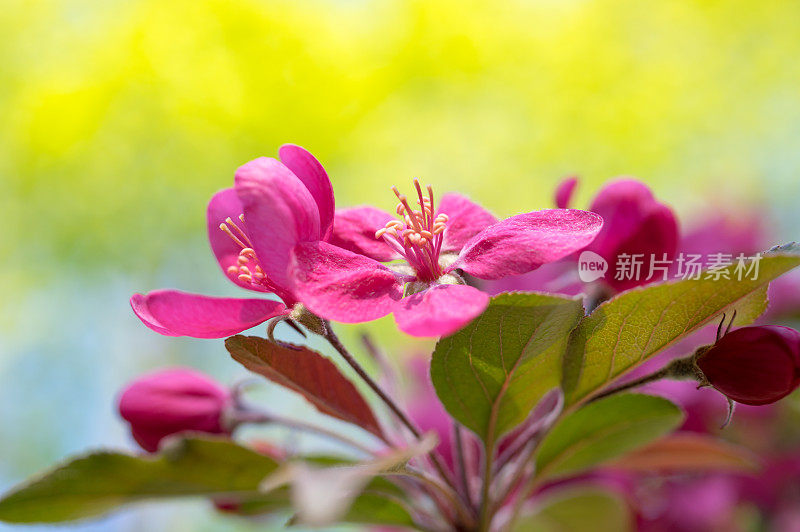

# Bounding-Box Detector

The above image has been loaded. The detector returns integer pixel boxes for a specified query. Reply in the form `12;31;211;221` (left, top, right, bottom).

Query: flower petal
585;179;679;291
586;178;678;261
289;241;403;323
207;188;269;292
452;209;604;280
437;193;498;253
235;157;321;291
393;284;489;337
554;176;578;209
130;289;286;338
279;144;335;240
328;206;400;262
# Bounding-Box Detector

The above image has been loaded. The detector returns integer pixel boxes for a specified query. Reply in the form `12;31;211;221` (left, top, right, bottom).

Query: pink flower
118;367;232;452
290;180;603;337
130;144;335;338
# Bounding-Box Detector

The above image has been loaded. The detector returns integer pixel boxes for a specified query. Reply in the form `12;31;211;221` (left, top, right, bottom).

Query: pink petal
206;188;268;292
235;157;321;292
586;179;679;291
130;290;286;338
586;178;676;261
554;176;579;209
437;193;498;253
452;209;604;280
328;206;400;262
279;144;335;241
393;284;489;337
289;241;403;323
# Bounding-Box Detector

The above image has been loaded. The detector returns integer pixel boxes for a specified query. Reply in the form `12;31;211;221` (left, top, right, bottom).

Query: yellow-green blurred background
2;0;800;530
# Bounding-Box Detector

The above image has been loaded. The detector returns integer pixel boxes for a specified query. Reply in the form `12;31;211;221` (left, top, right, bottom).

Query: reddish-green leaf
226;335;383;438
608;433;759;473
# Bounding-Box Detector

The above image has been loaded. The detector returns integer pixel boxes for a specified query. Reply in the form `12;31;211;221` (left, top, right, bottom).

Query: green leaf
535;393;683;480
513;486;632;532
562;247;800;405
226;335;383;438
0;437;284;524
340;490;417;529
431;292;584;443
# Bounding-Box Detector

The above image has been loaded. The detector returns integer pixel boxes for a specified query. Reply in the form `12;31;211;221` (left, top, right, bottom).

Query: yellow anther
238;274;252;283
227;265;238;275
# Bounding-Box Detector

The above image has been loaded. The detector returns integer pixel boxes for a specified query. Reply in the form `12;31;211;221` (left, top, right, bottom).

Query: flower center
219;215;274;291
375;179;448;282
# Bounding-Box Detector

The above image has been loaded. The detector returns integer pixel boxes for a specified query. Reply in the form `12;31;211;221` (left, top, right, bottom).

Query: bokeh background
2;0;800;530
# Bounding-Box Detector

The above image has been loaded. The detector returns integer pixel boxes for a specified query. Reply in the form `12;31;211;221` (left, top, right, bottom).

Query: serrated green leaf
514;486;632;532
562;248;800;405
535;393;683;479
0;437;284;524
431;292;584;443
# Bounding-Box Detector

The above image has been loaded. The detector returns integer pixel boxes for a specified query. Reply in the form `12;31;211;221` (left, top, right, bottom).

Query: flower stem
589;354;699;402
230;409;375;456
321;323;458;492
478;436;496;531
453;423;472;507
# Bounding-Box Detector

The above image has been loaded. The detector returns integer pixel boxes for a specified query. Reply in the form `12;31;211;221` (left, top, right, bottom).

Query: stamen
378;180;449;281
219;223;248;249
225;217;252;247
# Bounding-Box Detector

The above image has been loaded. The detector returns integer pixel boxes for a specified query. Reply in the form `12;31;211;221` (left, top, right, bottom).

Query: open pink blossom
131;144;335;338
290;180;603;337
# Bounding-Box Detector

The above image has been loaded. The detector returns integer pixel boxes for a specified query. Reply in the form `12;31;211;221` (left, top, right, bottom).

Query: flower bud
696;326;800;406
586;179;679;292
118;368;232;452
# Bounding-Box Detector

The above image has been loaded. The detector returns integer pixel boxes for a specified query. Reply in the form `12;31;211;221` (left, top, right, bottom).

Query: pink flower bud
586;179;679;291
696;326;800;406
118;368;232;452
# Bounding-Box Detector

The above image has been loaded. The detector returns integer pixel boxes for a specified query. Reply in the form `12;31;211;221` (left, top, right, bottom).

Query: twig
321;323;459;494
230;409;376;456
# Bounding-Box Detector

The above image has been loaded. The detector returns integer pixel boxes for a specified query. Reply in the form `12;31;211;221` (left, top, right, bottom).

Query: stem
321;323;458;493
453;423;472;507
231;410;375;456
590;354;699;402
478;436;496;531
395;467;477;528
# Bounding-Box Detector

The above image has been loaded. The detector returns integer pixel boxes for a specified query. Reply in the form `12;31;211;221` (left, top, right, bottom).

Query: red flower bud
118;368;232;452
696;326;800;406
